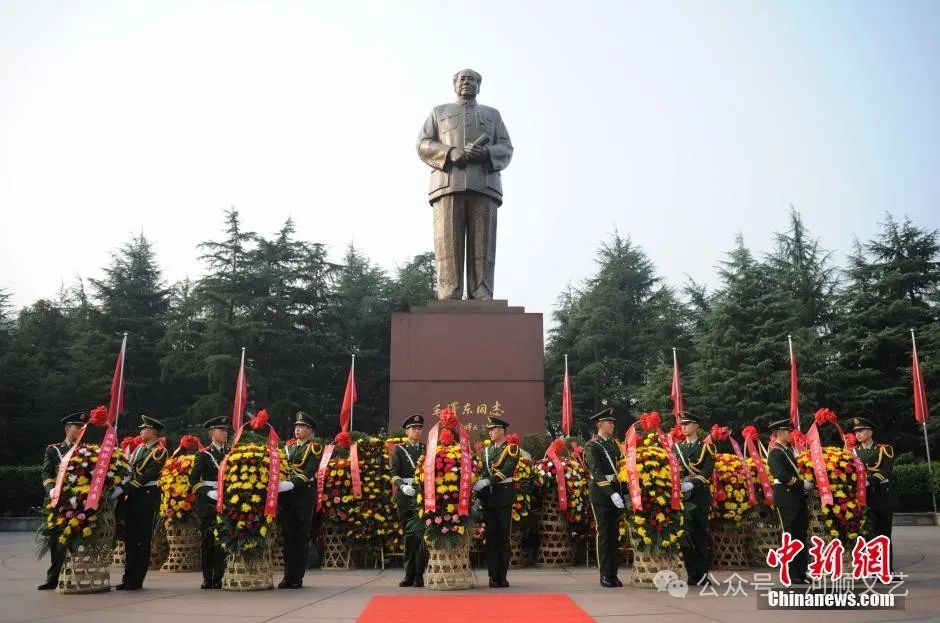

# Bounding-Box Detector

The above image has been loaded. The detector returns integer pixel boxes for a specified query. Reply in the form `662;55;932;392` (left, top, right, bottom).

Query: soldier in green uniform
277;411;322;589
851;416;899;571
118;415;168;590
389;414;427;587
473;416;519;588
766;417;812;584
584;406;625;588
38;411;87;590
188;416;229;589
673;411;715;587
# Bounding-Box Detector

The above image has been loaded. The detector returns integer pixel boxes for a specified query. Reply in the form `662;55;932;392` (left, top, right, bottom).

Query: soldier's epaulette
879;444;894;459
310;442;323;455
152;447;168;461
507;444;519;457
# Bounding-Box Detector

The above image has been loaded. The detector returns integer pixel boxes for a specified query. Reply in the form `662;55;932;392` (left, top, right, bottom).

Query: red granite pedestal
389;300;545;435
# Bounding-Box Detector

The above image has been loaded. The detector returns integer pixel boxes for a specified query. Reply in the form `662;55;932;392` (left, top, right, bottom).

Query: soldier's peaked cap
486;416;510;429
203;416;228;430
60;411;87;426
850;416;875;431
678;411;703;425
402;414;424;429
294;411;316;428
591;400;626;423
768;417;794;432
138;415;164;431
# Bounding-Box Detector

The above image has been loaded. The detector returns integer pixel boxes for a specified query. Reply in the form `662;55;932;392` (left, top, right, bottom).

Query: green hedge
0;465;44;516
894;461;940;512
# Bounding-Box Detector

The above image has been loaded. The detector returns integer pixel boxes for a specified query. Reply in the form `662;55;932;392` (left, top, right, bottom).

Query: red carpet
357;593;593;622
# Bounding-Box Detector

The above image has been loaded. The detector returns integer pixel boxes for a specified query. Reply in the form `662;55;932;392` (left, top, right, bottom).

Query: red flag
789;336;800;431
108;334;127;424
232;348;248;431
671;348;684;423
561;356;573;436
339;362;357;433
913;332;930;424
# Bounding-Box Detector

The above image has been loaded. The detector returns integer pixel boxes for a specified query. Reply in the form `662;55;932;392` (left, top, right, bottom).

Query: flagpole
912;330;937;513
113;332;127;429
350;353;356;432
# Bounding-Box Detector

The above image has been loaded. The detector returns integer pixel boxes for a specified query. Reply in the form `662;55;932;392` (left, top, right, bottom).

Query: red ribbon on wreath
624;425;643;511
423;408;473;517
741;425;773;505
545;439;569;511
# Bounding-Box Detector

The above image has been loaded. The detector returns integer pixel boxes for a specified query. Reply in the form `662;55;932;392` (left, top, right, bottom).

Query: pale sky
2;1;939;324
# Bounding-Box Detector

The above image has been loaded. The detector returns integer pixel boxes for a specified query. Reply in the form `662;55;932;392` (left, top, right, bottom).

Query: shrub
893;461;940;512
0;465;44;516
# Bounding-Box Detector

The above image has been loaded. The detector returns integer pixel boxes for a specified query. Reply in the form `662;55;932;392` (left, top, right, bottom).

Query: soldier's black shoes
37;581;56;590
212;580;222;589
499;579;510;588
288;580;303;589
277;578;292;589
612;577;623;587
115;583;128;590
200;580;213;590
489;578;499;588
600;576;619;588
115;583;141;591
399;576;415;587
413;576;424;587
790;577;810;585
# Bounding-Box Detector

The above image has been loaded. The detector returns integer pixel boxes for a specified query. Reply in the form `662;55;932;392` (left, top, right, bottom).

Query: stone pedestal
390;300;544;435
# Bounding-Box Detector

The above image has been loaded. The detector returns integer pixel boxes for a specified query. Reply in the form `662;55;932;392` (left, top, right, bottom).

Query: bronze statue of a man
417;69;513;300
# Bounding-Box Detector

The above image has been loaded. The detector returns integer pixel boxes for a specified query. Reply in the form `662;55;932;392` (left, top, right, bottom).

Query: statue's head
453;69;482;99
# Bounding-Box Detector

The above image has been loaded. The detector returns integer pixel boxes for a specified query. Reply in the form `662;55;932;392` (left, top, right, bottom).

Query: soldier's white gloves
278;481;295;493
611;493;626;509
48;489;55;499
681;482;694;493
207;490;218;500
110;486;124;500
472;479;490;492
400;484;416;497
803;479;814;491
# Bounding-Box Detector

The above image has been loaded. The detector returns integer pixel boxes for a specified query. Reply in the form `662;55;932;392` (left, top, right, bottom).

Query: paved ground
1;527;938;623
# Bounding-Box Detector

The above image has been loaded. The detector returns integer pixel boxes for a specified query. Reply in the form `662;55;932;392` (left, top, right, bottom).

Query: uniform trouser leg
870;508;895;571
123;488;160;586
432;196;466;300
776;503;809;582
45;539;66;585
484;504;512;581
199;510;224;583
464;194;497;299
483;504;510;581
680;504;711;583
397;504;426;579
594;504;620;579
281;504;314;582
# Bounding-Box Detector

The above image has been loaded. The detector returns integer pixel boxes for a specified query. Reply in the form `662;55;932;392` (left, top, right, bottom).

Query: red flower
440;407;459;430
506;433;521;446
843;432;857;450
791;430;806;446
250;409;269;430
710;424;729;441
741;425;758;442
120;436;140;453
549;438;567;456
669;424;684;443
335;432;352;448
814;407;838;427
89;405;109;427
439;429;455;446
639;411;661;432
179;435;200;450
